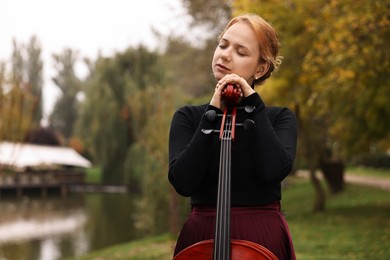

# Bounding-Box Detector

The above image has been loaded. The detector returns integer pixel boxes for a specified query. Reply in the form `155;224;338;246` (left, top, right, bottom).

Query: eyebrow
220;38;251;52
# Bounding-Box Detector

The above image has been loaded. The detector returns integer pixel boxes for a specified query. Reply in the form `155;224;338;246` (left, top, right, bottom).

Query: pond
0;192;143;260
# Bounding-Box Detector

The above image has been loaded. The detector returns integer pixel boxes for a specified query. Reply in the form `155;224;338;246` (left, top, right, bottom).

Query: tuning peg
237;105;256;113
201;129;220;135
205;110;217;122
236;119;255;131
204;110;225;122
243;119;255;130
244;106;255;113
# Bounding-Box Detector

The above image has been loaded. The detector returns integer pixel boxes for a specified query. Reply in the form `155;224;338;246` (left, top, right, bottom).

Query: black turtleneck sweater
168;93;298;207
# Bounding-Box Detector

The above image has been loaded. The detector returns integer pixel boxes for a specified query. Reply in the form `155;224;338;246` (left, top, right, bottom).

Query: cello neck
213;106;236;260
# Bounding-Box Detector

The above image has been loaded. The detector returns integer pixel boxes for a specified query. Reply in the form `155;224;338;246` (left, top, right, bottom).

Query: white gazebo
0;141;91;170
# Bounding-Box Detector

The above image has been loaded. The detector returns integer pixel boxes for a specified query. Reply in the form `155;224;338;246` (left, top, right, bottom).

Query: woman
168;13;297;259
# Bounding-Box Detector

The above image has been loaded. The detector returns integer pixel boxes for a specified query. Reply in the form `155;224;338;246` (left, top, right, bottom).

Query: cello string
215;139;223;259
226;115;232;259
222;122;229;259
224;115;232;259
215;115;227;259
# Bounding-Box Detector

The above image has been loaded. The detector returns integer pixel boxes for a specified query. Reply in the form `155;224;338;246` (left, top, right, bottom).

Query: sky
0;0;189;121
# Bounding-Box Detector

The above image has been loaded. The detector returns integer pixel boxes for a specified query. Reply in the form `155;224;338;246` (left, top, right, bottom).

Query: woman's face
212;22;263;85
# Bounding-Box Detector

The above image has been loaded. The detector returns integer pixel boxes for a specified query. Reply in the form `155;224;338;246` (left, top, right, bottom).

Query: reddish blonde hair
218;13;281;85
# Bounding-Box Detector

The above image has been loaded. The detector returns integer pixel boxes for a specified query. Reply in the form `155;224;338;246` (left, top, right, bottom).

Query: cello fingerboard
213;109;234;260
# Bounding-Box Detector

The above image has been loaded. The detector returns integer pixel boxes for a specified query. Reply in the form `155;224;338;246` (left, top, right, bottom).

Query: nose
220;47;232;62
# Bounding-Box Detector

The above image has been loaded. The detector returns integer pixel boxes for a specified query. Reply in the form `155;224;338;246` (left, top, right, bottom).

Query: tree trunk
168;186;180;235
309;168;326;212
319;160;345;194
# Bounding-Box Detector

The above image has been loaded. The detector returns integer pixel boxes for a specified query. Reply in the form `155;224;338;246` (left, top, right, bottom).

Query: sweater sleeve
243;93;298;183
168;105;221;196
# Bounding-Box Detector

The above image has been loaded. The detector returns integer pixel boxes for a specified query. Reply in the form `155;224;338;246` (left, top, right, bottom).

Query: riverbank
70;171;390;260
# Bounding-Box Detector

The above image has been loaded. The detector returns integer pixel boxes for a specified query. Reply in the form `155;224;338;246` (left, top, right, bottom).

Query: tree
11;39;24;85
25;127;61;146
146;0;236;234
162;36;217;97
76;45;166;184
127;85;184;235
10;37;43;127
168;0;233;97
25;36;44;126
0;62;8;141
301;0;390;157
233;0;390;211
0;80;35;142
49;49;81;139
0;37;43;142
181;0;232;35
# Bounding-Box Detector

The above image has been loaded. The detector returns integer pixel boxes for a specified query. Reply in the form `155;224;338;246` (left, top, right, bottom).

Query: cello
173;84;278;260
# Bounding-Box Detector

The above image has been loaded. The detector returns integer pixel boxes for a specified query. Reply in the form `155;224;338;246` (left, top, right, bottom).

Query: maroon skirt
173;201;296;260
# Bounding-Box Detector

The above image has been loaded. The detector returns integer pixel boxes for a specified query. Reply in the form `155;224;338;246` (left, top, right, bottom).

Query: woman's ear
254;63;270;79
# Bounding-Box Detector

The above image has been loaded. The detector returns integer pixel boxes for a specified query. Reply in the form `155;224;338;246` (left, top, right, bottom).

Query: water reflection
0;212;86;244
40;238;60;260
0;193;139;260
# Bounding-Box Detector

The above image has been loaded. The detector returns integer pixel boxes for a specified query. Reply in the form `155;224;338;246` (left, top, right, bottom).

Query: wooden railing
0;170;85;197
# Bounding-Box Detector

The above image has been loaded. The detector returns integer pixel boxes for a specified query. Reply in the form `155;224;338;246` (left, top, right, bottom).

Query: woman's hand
210;74;255;110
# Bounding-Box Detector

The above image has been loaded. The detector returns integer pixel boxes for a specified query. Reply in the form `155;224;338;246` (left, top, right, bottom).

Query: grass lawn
72;174;390;260
283;178;390;259
70;234;176;260
84;167;102;184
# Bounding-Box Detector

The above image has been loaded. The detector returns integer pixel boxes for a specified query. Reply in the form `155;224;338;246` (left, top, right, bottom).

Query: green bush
351;153;390;169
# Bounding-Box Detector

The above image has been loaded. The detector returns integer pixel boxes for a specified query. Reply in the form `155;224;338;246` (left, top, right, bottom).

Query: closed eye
237;48;248;56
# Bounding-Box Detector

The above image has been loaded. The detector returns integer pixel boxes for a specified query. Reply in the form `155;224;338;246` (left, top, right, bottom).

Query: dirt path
344;173;390;191
295;170;390;191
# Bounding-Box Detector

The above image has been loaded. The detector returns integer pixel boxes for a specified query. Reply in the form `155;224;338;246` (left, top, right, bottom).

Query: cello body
173;239;278;260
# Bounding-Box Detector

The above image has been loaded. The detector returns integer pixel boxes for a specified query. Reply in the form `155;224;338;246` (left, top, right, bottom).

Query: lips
216;63;230;72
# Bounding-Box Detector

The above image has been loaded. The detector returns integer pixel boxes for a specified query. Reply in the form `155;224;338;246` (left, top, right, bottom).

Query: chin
213;71;224;81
